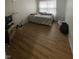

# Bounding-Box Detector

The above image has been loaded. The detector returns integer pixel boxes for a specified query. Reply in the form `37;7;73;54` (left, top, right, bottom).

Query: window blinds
39;0;56;16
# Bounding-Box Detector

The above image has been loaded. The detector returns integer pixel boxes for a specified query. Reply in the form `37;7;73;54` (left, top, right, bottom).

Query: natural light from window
39;0;56;16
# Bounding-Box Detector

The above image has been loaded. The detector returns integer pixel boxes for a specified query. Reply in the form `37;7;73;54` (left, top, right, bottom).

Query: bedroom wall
5;0;37;25
65;0;73;52
5;0;13;16
12;0;37;25
56;0;66;20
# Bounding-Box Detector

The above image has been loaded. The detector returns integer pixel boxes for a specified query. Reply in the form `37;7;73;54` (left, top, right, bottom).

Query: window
39;0;56;16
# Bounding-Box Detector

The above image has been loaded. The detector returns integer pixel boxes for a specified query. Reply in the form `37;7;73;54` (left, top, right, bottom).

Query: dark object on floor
5;30;9;45
16;24;23;29
5;15;13;45
5;15;12;25
60;22;69;35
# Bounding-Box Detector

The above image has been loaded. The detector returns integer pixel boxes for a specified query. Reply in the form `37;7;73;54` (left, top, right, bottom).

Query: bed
28;14;54;26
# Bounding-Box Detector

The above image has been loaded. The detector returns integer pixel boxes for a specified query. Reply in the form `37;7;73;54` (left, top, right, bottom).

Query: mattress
34;14;52;19
28;14;54;26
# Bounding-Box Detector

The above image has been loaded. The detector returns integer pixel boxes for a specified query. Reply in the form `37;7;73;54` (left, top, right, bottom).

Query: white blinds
39;0;56;16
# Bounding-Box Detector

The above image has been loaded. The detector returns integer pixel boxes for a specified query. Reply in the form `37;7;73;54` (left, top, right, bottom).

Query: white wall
65;0;73;52
56;0;66;20
5;0;37;25
5;0;13;16
13;0;37;25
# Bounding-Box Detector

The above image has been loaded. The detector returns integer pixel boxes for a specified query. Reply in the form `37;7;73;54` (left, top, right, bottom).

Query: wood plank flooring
6;22;72;59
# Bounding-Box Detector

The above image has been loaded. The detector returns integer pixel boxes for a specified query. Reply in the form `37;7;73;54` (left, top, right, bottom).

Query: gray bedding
28;14;54;26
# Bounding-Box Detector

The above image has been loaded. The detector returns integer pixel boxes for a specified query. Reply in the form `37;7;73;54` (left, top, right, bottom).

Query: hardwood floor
6;22;72;59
